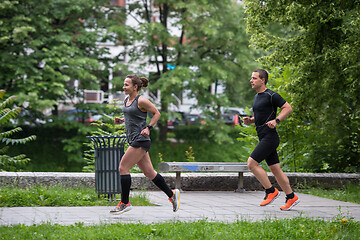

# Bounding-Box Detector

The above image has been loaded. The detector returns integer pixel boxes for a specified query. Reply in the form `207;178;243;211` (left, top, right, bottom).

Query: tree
244;0;360;172
0;0;126;113
0;0;128;167
0;90;36;171
126;0;257;140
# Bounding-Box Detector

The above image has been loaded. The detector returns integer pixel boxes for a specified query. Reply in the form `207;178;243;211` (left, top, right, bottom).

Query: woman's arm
138;96;161;136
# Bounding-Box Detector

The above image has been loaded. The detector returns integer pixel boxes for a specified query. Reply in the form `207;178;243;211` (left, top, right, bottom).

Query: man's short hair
253;69;268;85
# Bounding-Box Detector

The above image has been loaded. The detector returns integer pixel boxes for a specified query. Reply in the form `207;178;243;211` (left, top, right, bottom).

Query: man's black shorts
250;130;280;166
130;140;151;152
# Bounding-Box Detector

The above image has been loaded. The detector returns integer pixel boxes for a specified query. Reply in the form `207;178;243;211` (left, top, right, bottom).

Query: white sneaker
109;201;132;215
169;189;180;212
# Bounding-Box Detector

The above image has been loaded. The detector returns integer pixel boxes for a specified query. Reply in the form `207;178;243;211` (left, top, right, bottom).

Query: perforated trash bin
88;135;127;200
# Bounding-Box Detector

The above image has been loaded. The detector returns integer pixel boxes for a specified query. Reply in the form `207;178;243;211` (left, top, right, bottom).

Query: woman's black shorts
130;140;151;152
250;130;280;166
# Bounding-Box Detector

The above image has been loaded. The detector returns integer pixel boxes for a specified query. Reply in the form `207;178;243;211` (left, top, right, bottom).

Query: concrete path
0;191;359;226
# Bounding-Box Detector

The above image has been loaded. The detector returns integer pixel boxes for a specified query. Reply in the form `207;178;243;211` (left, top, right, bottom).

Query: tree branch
142;0;151;23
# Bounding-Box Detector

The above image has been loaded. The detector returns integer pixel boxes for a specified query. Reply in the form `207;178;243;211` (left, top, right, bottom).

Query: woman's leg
119;146;147;175
119;147;147;204
137;152;180;212
137;152;173;198
136;152;157;179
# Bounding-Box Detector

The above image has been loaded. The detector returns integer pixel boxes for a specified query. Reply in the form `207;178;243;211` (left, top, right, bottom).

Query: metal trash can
88;135;127;200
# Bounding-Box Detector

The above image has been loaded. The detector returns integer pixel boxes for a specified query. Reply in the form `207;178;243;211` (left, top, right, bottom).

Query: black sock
120;174;131;204
265;186;275;194
152;173;173;198
286;192;295;199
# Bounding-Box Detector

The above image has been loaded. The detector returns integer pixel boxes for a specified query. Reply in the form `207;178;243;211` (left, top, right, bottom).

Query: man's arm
277;102;292;121
266;102;292;128
243;116;255;125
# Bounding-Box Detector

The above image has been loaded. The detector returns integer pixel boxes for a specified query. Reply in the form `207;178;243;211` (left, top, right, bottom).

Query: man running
243;69;299;211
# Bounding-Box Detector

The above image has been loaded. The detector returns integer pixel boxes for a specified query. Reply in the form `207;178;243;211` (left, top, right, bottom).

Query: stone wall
1;172;359;191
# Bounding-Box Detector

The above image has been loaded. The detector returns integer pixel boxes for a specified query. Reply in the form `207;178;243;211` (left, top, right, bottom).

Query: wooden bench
158;162;251;192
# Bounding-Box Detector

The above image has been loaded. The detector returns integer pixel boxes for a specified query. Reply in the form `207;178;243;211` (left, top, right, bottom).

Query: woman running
110;74;180;215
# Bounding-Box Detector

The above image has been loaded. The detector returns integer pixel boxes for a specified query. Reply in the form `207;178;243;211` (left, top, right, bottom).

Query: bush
6;125;87;172
172;125;210;141
0;90;36;171
149;140;249;169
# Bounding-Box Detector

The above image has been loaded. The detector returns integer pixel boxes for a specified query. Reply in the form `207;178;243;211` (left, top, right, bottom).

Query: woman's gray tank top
123;95;150;144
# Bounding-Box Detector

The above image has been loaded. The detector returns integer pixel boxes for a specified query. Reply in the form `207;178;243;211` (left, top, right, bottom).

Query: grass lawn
0;185;152;207
0;218;358;240
298;183;360;204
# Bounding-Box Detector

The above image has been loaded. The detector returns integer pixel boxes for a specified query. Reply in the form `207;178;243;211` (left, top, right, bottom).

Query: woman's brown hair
125;75;149;91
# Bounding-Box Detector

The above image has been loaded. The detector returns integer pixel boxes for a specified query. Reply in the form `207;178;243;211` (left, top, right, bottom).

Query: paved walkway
1;191;359;226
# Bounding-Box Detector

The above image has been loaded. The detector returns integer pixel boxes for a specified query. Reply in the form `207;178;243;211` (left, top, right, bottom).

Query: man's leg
269;163;300;210
248;157;280;206
247;157;272;189
269;163;292;195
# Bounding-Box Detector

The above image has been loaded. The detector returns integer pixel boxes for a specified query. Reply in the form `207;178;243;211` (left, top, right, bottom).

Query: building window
110;0;125;7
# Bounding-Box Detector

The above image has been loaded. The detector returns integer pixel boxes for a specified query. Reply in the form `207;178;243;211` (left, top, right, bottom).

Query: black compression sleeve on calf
265;186;275;194
286;192;295;199
152;173;173;198
120;174;131;204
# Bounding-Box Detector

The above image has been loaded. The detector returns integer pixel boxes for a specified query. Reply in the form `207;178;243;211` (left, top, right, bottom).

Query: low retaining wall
0;172;359;191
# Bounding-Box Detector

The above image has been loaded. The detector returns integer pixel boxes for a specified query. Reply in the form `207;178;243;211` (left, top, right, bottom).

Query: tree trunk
158;3;169;141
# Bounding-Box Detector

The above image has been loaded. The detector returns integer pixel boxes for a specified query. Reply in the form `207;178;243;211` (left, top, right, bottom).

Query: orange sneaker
260;188;280;206
280;194;299;211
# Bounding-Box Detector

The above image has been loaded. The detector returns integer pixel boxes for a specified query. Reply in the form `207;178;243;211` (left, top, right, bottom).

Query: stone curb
0;172;359;191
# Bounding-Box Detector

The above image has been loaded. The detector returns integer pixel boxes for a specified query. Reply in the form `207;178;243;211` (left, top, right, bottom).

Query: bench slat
158;162;249;172
158;162;249;192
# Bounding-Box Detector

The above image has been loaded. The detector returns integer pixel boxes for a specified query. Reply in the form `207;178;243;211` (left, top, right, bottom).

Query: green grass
298;183;360;204
0;185;152;207
0;218;358;240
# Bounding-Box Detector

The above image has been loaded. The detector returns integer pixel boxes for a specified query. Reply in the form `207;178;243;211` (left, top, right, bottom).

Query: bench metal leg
235;172;246;192
175;171;183;191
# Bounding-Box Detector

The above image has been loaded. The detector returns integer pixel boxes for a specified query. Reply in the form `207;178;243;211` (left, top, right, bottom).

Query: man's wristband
147;125;153;130
275;118;281;124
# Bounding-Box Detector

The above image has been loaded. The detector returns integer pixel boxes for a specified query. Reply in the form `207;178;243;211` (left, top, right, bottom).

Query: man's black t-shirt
253;89;286;136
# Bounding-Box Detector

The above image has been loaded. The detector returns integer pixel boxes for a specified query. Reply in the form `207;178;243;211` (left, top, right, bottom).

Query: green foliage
172;123;241;145
0;0;129;167
0;217;359;239
150;139;249;169
268;67;317;172
127;0;258;140
0;0;126;111
82;110;126;172
236;125;258;158
172;125;210;142
244;0;360;172
0;185;152;207
5;125;87;172
185;146;195;162
0;90;36;171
